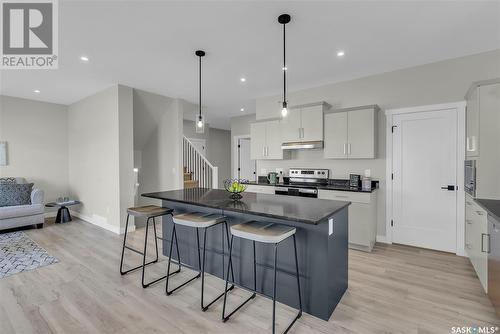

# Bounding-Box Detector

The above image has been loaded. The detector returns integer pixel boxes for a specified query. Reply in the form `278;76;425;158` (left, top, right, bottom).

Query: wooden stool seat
230;221;296;244
127;205;173;217
173;212;226;228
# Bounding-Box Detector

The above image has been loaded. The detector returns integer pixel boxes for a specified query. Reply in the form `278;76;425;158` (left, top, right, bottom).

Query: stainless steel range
275;168;329;198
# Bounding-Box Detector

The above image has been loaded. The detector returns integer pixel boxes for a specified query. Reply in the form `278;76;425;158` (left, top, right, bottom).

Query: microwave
464;160;476;197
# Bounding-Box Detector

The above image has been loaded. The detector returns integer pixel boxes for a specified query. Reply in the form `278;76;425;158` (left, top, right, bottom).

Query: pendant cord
199;55;202;118
283;23;286;104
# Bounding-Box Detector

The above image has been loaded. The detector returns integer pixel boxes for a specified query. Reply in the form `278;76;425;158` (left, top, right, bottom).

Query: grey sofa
0;177;44;230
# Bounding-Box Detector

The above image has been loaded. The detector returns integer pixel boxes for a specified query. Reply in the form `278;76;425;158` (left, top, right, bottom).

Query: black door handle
441;185;455;191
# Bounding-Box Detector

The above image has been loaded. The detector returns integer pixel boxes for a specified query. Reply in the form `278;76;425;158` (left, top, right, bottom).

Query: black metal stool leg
166;225;201;295
201;222;235;312
119;214;130;275
120;215;158;276
141;216;181;288
281;234;303;334
222;235;256;322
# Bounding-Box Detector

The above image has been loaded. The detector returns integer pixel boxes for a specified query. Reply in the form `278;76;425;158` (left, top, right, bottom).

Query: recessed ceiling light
240;108;244;112
240;77;246;82
80;55;89;62
337;50;345;57
34;89;40;94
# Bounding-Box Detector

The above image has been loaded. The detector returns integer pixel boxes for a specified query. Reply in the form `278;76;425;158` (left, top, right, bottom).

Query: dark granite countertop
475;198;500;222
247;181;377;193
142;188;350;225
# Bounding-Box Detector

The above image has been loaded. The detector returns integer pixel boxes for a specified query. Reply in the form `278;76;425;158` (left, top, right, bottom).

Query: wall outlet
275;168;284;174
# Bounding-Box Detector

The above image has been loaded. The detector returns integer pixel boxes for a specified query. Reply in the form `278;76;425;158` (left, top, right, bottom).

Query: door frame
385;101;466;256
233;135;256;180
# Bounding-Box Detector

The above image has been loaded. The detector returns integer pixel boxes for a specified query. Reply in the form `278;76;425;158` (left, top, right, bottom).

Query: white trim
233;134;255;180
376;235;390;244
69;210;135;235
385;101;466;255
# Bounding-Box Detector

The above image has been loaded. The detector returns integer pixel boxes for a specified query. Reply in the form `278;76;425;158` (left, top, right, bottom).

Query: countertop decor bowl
223;179;249;200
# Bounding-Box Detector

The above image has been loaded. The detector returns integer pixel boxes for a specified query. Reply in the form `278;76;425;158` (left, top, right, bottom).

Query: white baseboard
376;235;391;244
69;210;134;235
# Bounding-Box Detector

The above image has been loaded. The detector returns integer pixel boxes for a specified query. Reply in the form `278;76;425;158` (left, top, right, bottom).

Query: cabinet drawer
318;189;372;204
246;185;275;194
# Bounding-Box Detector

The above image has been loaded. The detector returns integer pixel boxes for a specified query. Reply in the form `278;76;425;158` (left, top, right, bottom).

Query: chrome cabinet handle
343;143;347;155
335;195;349;198
348;143;351;155
262;146;265;157
481;233;490;253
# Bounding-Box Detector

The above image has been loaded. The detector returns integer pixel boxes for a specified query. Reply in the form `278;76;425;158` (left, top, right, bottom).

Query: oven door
275;186;290;196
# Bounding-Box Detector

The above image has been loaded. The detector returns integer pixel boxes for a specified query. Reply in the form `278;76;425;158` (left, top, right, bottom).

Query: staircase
183;136;218;189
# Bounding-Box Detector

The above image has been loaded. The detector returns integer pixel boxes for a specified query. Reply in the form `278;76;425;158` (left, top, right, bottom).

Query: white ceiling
1;1;499;129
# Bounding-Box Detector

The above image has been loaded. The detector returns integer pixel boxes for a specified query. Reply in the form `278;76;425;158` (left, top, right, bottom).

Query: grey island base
142;188;350;321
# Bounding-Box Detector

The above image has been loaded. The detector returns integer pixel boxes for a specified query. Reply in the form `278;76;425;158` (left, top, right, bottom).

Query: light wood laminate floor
0;219;498;334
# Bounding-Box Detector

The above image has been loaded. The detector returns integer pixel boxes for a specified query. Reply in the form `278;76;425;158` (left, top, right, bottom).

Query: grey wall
0;96;68;205
133;89;183;214
243;50;500;238
68;85;135;233
183;120;231;188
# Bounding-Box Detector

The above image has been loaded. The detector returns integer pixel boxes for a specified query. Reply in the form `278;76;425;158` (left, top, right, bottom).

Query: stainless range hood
281;141;324;150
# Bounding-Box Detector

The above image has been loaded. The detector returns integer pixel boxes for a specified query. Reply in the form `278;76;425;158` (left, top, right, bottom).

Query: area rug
0;231;58;278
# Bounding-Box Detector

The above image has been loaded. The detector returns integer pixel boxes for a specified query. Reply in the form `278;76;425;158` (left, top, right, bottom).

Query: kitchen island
142;188;350;320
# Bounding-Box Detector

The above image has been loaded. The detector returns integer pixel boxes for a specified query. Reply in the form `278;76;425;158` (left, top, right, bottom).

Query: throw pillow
0;177;16;184
0;183;33;207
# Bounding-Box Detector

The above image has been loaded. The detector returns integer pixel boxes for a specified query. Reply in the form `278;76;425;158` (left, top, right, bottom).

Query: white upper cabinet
250;120;284;160
323;112;348;158
281;103;327;143
280;109;302;143
324;105;378;159
300;105;324;142
466;86;480;158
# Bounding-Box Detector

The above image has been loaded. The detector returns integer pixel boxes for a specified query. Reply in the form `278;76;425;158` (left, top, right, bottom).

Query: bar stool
119;205;181;288
222;221;302;334
166;212;235;311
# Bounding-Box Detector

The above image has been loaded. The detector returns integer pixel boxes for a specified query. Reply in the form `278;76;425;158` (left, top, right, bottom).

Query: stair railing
183;136;218;189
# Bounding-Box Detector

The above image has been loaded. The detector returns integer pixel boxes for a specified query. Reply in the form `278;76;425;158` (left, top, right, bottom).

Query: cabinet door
323;112;348;159
466;87;480;158
301;105;324;142
250;122;266;160
280;109;301;143
347;108;377;159
265;120;284;159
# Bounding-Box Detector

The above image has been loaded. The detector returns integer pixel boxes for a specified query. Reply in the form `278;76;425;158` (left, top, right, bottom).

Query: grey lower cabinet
318;189;377;251
465;194;488;292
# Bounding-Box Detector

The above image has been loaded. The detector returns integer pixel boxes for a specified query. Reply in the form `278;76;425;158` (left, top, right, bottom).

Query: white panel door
323;112;348;158
238;138;256;181
392;109;457;252
301;105;324;142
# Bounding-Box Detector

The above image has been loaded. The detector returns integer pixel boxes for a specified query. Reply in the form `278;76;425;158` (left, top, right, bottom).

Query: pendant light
278;14;291;117
195;50;205;133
